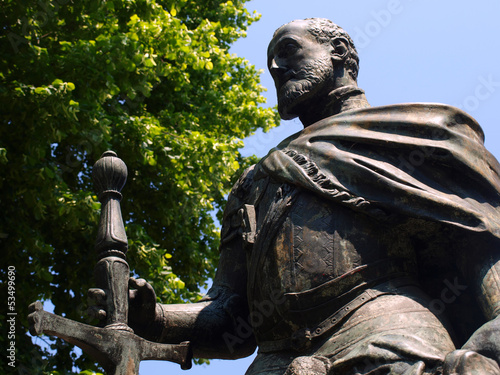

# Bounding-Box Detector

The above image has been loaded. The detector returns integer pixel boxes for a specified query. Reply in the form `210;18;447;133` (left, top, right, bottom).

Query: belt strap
258;278;414;353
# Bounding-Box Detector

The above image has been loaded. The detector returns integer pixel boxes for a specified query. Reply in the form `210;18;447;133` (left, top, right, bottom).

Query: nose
270;58;279;71
269;57;287;80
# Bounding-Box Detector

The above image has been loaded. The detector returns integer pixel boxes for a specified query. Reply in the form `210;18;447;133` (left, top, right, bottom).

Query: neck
299;85;370;127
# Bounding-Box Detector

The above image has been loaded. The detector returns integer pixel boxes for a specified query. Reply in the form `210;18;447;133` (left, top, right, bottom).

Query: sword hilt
28;151;193;374
92;151;132;331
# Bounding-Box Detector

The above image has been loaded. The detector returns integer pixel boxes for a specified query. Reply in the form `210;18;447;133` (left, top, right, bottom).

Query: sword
29;151;192;374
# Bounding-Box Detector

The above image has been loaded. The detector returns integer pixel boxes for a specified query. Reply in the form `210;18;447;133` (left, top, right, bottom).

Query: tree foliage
0;0;279;372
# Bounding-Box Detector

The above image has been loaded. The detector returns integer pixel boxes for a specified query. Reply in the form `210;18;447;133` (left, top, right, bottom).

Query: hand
88;277;161;340
87;287;107;324
128;277;158;333
462;316;500;366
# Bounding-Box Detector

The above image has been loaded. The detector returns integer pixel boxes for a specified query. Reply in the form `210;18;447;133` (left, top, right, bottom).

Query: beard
278;57;333;120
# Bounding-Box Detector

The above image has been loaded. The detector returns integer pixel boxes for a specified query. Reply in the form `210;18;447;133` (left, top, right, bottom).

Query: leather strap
258;278;415;353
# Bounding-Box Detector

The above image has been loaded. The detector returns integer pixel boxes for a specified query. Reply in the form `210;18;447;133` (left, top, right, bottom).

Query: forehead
267;20;314;54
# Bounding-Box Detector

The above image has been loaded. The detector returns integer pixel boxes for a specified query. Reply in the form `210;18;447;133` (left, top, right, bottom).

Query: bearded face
268;20;337;121
277;56;333;120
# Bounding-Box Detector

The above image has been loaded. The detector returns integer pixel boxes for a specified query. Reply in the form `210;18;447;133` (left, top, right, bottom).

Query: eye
278;43;299;58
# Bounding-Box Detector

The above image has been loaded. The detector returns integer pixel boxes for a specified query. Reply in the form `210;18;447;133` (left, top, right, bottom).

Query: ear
331;37;349;62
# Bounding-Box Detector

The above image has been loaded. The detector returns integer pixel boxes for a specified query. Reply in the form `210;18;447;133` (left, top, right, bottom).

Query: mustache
280;56;332;84
279;67;322;88
278;57;332;111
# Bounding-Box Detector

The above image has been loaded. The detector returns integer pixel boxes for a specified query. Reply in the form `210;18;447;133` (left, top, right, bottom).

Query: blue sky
141;0;500;374
239;0;500;159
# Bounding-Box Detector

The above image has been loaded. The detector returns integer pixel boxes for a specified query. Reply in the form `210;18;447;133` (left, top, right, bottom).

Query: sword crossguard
28;301;192;373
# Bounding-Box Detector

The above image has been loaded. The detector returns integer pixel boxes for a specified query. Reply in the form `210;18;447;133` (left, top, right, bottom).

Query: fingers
86;279;157;325
129;278;157;320
88;288;107;305
87;305;107;320
87;288;107;321
129;278;157;301
129;277;149;290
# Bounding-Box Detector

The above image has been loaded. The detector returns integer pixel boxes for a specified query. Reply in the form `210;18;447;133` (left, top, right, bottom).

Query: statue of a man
91;18;500;374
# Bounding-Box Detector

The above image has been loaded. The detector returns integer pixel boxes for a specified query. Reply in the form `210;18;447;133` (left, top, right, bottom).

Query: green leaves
0;0;278;372
0;148;7;164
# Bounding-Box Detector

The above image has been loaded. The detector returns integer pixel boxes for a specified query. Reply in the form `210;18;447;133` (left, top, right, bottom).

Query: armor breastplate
245;177;416;342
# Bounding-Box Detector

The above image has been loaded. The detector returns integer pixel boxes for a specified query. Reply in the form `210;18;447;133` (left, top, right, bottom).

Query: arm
442;251;500;373
152;233;256;359
126;167;257;359
461;254;500;364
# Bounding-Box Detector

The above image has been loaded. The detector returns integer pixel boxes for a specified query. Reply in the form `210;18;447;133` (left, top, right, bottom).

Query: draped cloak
257;103;500;341
260;103;500;242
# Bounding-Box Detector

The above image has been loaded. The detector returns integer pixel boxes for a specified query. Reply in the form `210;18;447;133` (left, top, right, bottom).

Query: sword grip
93;151;132;331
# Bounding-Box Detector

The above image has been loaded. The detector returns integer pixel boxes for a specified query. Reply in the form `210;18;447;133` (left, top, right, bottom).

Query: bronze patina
84;18;500;374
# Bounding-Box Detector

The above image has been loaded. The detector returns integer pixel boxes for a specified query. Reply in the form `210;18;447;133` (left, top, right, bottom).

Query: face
267;20;334;120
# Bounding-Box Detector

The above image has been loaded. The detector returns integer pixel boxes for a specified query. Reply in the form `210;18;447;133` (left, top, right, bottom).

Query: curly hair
274;18;360;81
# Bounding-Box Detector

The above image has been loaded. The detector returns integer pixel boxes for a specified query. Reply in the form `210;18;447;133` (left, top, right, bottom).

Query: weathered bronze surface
28;151;192;374
132;18;499;374
34;18;500;374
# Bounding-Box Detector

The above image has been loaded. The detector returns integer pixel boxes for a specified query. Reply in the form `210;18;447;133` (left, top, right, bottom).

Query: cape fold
260;103;500;239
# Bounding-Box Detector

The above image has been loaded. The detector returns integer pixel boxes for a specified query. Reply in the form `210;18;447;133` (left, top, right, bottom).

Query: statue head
267;18;359;121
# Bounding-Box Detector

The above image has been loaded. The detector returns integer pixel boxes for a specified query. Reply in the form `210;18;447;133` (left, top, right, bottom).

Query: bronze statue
90;18;500;374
